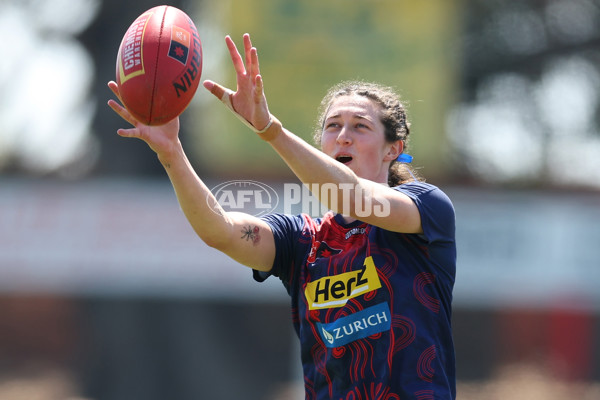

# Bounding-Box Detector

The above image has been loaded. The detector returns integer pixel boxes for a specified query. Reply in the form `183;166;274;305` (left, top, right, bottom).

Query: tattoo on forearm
241;225;260;245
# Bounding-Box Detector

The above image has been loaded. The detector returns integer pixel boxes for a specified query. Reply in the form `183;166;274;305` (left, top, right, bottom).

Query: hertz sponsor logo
305;256;381;310
317;302;391;348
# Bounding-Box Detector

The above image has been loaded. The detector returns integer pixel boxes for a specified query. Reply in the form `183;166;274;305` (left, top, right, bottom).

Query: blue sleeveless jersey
255;182;456;399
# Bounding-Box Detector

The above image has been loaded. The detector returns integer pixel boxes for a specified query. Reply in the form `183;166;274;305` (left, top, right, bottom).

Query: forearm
262;120;421;232
264;122;370;215
272;128;357;186
157;142;234;249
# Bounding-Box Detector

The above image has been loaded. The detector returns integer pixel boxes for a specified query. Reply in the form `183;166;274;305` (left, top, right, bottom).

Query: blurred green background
1;0;599;399
191;0;459;179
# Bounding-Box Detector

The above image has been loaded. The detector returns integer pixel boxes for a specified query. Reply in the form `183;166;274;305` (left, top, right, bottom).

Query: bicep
384;190;422;233
214;212;276;272
356;181;422;234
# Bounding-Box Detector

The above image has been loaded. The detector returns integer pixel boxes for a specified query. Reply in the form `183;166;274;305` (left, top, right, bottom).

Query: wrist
156;139;184;167
256;115;282;142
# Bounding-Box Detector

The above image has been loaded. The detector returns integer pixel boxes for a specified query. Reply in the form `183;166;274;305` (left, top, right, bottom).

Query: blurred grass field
0;363;599;400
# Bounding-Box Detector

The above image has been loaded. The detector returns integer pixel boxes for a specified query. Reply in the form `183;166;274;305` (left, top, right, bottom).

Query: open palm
107;80;181;158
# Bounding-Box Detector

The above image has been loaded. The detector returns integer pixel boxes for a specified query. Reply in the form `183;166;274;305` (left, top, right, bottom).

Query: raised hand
203;34;272;132
107;80;181;158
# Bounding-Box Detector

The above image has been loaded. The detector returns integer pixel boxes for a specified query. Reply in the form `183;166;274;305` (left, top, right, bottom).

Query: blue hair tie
396;153;413;163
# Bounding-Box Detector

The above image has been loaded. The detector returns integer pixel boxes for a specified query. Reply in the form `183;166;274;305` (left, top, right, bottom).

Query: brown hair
313;81;422;186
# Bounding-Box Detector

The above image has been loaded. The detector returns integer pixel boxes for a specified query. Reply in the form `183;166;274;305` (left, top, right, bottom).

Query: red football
116;6;202;125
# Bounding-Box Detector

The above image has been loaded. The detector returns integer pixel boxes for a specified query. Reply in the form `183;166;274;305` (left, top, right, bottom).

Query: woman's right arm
107;82;276;272
157;137;276;271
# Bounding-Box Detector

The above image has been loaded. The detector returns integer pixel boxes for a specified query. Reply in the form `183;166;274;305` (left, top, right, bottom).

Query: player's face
320;95;400;184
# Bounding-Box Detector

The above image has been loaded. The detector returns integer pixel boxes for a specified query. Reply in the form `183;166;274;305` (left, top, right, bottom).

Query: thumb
203;80;230;100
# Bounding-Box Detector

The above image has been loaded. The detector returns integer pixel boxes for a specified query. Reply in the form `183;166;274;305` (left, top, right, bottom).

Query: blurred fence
0;178;598;399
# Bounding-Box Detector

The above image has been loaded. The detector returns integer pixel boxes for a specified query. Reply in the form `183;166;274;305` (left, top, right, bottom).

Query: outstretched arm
203;34;422;234
106;83;275;271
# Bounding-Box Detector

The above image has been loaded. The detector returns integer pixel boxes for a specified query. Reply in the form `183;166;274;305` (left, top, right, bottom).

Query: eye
325;122;340;130
355;122;371;131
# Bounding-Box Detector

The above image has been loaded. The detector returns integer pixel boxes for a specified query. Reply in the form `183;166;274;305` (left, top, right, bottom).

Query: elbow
194;217;235;253
200;227;235;252
202;236;228;251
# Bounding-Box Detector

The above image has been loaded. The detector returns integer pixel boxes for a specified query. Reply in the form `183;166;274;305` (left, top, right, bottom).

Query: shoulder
393;182;455;241
394;182;454;213
393;181;449;199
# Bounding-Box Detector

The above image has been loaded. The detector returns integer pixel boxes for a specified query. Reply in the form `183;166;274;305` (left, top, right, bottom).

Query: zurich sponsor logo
317;302;391;348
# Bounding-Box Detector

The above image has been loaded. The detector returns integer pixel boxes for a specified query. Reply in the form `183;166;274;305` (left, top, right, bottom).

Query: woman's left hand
203;33;272;132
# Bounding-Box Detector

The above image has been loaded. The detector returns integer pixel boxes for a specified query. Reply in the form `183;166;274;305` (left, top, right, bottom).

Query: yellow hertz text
305;256;381;310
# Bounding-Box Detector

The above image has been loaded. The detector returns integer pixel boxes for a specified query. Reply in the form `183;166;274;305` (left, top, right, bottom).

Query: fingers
107;81;140;131
225;35;246;76
115;127;138;138
107;81;130;120
250;47;260;78
107;98;134;125
254;75;264;104
243;34;261;79
225;34;260;79
243;34;252;74
203;80;231;101
107;80;120;98
244;34;258;77
204;34;267;120
106;99;138;138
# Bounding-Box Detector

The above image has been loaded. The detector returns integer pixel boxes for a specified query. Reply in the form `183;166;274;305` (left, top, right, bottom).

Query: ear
383;140;404;162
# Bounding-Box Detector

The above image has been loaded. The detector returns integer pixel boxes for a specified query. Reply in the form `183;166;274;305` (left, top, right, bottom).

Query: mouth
335;154;353;164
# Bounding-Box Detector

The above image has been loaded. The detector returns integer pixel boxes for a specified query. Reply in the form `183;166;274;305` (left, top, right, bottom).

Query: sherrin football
116;5;202;125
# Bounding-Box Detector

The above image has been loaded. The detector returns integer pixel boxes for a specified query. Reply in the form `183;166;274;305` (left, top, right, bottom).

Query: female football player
108;33;456;399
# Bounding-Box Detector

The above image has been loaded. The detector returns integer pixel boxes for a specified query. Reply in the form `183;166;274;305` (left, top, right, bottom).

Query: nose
336;125;352;145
